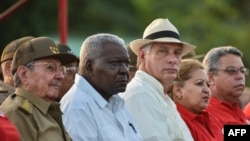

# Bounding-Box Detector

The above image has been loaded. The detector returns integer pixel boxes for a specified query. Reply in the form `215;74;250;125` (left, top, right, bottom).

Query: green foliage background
1;0;250;85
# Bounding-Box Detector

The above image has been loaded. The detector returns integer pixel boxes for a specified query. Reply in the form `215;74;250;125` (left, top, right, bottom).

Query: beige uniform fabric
0;88;71;141
0;81;15;105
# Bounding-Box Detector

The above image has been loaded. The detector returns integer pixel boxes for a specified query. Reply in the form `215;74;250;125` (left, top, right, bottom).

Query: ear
4;61;12;76
173;85;183;98
16;66;29;83
85;60;93;75
138;49;146;64
207;72;215;86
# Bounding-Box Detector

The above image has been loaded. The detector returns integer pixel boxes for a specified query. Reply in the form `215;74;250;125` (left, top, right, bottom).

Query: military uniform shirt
0;81;15;105
0;88;71;141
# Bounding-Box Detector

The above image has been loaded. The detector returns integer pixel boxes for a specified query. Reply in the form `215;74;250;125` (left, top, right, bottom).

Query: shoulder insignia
20;99;33;114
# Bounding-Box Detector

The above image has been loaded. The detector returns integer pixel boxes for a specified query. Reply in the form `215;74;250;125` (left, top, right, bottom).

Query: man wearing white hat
120;18;195;141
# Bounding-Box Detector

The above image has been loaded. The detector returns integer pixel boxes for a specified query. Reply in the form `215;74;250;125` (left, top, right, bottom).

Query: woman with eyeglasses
202;46;249;131
168;59;223;141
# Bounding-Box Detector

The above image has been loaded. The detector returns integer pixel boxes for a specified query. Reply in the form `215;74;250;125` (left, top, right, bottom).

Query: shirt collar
210;96;239;108
15;87;51;114
135;70;164;94
109;95;125;113
176;103;197;120
75;74;124;112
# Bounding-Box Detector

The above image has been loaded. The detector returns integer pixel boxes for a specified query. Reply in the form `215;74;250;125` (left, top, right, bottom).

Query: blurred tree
1;0;58;51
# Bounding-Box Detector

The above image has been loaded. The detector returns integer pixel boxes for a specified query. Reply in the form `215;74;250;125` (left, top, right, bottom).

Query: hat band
144;31;180;40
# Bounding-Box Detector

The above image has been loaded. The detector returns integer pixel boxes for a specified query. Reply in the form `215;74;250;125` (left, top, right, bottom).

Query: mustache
49;80;62;87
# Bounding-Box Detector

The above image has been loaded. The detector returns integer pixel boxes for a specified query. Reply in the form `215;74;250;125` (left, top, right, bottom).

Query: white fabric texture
60;74;142;141
120;70;193;141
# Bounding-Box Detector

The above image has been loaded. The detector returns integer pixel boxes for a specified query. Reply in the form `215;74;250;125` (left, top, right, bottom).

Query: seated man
0;36;34;104
120;18;195;141
127;45;137;82
0;37;76;141
60;33;142;141
56;43;78;102
202;46;249;129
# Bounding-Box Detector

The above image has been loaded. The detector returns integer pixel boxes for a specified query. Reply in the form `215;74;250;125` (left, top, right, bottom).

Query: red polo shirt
206;96;248;128
0;114;20;141
176;103;223;141
243;102;250;120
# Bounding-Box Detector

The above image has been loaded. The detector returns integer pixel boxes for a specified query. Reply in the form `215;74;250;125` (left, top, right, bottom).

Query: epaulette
19;99;33;114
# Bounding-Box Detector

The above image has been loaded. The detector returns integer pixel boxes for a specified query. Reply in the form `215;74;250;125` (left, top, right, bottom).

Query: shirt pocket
99;126;123;141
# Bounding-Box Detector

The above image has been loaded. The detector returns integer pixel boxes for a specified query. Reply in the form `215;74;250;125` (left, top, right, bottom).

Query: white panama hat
130;18;196;56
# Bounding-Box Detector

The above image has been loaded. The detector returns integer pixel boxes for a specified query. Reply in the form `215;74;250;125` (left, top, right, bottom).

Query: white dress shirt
120;70;193;141
60;74;142;141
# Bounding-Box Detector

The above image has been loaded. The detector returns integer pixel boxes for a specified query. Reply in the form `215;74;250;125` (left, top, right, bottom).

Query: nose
119;63;129;74
55;70;65;80
203;85;211;94
167;52;180;64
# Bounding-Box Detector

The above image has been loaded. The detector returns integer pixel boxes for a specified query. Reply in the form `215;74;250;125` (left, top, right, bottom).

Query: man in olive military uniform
0;37;76;141
0;36;34;104
0;81;15;103
56;43;78;102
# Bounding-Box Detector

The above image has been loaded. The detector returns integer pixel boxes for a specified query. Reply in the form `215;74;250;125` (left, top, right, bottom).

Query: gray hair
136;43;152;66
79;33;126;75
202;46;243;73
142;44;152;54
13;61;35;87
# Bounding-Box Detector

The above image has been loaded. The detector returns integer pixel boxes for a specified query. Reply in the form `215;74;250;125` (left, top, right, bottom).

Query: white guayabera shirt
120;70;193;141
60;74;143;141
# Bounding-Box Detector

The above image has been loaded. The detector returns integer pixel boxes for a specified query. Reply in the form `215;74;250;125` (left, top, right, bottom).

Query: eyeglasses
31;62;66;74
216;66;249;76
65;66;78;73
129;65;137;72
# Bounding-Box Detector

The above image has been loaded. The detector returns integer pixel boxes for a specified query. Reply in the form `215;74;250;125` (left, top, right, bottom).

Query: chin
164;75;177;81
233;93;244;98
200;104;208;109
48;93;59;99
117;87;127;93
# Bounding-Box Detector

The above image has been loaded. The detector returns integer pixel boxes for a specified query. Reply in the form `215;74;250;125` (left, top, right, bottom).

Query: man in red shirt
202;46;249;129
243;102;250;120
